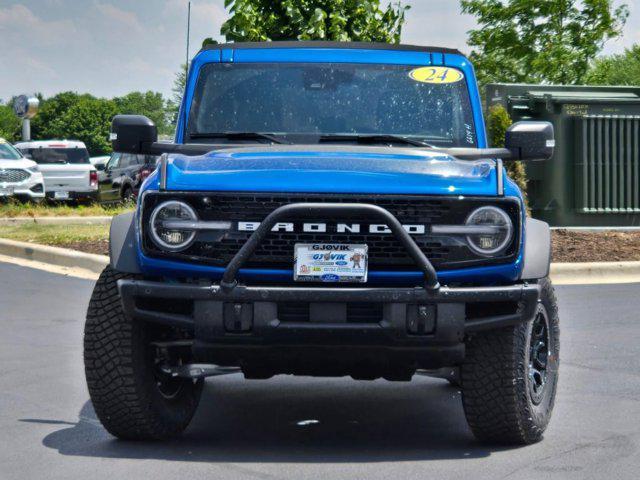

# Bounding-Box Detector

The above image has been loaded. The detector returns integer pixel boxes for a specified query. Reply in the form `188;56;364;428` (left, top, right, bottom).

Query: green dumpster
486;84;640;227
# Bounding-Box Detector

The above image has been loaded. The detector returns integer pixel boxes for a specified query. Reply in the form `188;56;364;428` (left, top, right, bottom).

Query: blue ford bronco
84;42;559;444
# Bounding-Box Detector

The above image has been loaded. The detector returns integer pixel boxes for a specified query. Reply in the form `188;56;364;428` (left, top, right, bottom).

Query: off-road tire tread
84;266;200;440
461;277;559;444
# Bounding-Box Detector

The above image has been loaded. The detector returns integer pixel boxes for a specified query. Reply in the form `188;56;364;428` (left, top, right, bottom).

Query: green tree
585;44;640;85
30;92;116;155
220;0;409;42
165;65;188;131
201;38;219;48
486;105;528;203
172;66;187;109
0;104;21;141
50;97;117;155
31;91;94;140
114;91;171;135
461;0;629;85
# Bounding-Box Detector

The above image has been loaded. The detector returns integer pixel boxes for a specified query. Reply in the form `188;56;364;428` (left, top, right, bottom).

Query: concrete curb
550;261;640;285
0;216;113;226
1;237;639;284
0;238;108;274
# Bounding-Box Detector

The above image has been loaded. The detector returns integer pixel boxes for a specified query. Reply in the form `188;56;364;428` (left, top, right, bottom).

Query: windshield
0;142;23;160
23;147;90;164
188;62;476;148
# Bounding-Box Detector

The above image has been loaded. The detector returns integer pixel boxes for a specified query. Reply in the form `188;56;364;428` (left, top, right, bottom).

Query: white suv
0;138;45;201
14;140;98;202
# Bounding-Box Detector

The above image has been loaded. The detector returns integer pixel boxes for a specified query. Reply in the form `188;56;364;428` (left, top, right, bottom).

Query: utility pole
185;1;191;78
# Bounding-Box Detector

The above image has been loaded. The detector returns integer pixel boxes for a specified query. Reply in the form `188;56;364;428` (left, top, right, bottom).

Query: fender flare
109;211;141;274
520;217;551;280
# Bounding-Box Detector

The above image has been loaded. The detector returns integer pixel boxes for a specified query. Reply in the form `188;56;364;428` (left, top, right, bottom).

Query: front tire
84;266;203;440
121;185;134;203
461;277;559;444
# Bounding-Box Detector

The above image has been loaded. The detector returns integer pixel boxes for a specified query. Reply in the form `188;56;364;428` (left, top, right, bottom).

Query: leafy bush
486;105;528;201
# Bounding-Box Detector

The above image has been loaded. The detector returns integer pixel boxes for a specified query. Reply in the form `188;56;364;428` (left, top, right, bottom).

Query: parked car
14;140;98;202
98;152;157;203
0;138;45;202
90;155;110;171
86;42;559;445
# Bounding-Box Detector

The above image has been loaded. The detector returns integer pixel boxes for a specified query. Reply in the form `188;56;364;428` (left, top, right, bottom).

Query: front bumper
0;172;45;200
118;279;541;372
120;202;538;376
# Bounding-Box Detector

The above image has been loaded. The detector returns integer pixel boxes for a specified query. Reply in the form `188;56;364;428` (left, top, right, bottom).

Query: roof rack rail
201;41;463;56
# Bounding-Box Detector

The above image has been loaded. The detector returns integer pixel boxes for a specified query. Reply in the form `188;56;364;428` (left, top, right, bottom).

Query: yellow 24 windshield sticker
409;67;464;84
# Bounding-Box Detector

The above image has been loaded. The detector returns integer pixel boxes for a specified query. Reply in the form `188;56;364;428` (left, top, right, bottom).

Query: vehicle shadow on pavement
26;376;515;462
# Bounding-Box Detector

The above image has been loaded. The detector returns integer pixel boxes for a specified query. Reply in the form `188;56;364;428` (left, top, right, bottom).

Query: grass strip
0;201;133;218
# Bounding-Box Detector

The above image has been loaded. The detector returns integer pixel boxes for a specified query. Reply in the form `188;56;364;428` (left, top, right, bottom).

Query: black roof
202;41;462;56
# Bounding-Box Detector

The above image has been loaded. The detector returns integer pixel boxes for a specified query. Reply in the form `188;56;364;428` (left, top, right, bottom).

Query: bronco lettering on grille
237;222;426;235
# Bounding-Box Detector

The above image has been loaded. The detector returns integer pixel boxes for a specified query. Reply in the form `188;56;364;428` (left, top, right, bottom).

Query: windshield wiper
319;134;435;148
189;132;291;144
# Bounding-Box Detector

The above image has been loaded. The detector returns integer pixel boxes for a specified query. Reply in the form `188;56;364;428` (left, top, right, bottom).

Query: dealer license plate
54;191;69;200
294;243;368;283
0;186;14;196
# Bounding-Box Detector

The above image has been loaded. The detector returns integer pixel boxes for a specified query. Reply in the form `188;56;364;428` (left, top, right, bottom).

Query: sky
0;0;638;101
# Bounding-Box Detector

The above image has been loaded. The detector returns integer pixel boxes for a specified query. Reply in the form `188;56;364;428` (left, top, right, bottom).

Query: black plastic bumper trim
118;279;541;338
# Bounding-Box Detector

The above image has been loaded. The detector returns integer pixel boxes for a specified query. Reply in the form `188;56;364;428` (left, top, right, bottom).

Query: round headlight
149;200;197;251
465;206;513;256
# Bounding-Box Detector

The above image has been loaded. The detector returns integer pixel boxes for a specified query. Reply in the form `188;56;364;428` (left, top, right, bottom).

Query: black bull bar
118;203;540;343
217;203;441;291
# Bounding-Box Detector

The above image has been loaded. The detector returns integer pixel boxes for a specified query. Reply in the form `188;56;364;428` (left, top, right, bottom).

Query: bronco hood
163;145;498;196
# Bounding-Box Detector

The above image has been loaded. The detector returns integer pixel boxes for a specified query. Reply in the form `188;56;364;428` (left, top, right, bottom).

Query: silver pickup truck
14;140;98;202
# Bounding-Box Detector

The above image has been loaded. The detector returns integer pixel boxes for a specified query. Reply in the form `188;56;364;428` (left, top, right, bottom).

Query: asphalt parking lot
1;261;640;480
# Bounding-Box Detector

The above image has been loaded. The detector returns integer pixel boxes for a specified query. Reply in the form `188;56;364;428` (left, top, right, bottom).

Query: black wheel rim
528;306;550;405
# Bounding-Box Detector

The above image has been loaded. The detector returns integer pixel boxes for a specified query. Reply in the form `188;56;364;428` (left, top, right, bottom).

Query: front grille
141;192;520;271
0;169;29;183
200;194;451;267
215;233;449;265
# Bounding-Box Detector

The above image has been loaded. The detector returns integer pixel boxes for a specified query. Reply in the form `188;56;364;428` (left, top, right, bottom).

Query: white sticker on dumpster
294;244;368;283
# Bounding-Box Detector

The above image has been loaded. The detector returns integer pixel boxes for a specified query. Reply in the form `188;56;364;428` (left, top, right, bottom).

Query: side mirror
505;121;554;161
110;115;157;154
